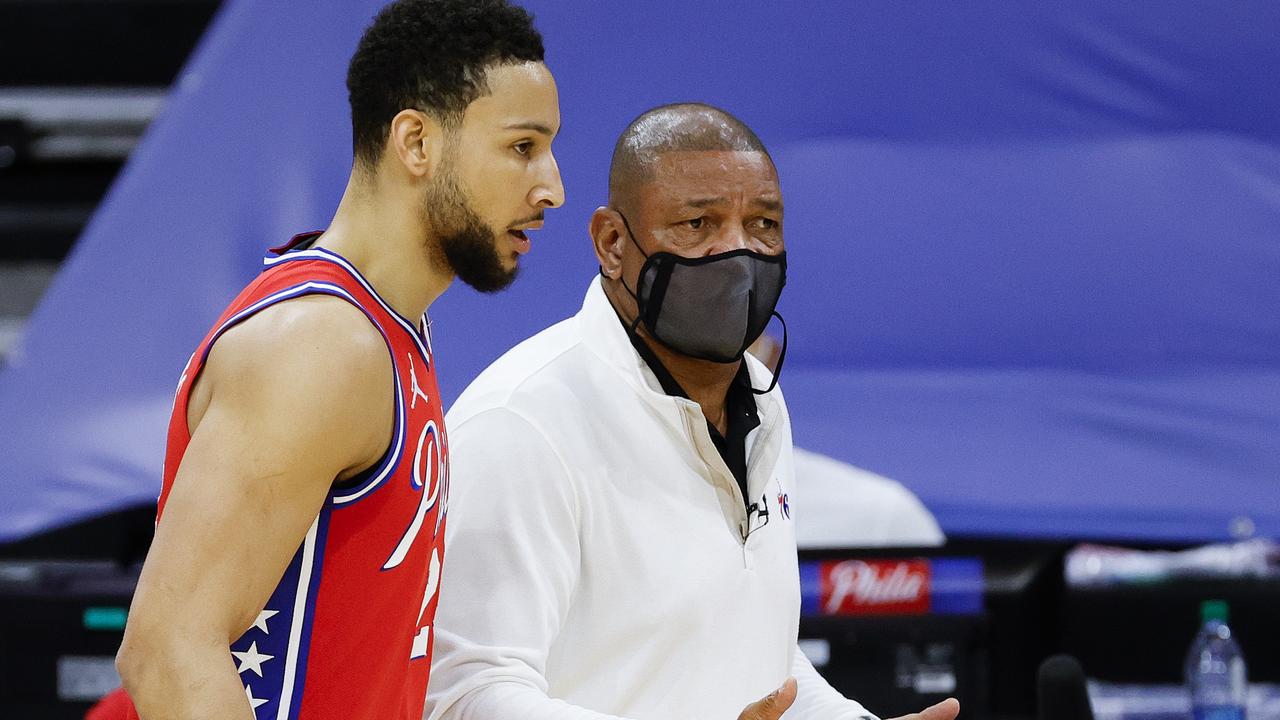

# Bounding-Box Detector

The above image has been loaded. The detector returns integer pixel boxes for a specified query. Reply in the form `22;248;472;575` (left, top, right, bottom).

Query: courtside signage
799;558;984;617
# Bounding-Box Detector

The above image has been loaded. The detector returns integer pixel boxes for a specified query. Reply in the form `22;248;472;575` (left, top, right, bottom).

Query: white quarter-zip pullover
425;278;876;720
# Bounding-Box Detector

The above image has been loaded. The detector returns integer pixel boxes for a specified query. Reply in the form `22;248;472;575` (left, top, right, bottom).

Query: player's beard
424;164;518;294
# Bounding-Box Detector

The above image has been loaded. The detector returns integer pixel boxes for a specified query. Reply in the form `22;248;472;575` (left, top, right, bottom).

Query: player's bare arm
116;296;392;720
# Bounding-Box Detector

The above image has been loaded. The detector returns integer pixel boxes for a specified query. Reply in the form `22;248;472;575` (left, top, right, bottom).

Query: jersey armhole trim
194;281;405;506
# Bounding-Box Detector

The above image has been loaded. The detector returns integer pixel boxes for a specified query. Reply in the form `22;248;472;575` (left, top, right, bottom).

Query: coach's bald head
607;103;774;213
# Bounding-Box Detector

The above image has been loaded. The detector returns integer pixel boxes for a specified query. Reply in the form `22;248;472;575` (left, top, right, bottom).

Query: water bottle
1184;599;1247;720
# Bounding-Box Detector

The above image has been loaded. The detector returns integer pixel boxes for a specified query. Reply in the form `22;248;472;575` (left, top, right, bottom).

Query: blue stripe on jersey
230;506;330;720
281;507;331;720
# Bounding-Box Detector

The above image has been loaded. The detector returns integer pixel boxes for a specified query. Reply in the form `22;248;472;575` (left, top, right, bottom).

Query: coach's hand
737;677;797;720
887;698;961;720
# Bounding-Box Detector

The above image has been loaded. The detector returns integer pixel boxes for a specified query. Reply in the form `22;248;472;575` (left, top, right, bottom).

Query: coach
424;103;960;720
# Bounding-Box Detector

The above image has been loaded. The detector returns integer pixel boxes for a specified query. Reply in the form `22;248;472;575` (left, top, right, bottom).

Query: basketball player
114;1;562;718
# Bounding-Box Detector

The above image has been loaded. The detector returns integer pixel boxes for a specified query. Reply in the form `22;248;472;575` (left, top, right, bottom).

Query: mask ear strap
608;210;665;334
602;209;650;302
597;263;647;340
615;210;648;259
751;312;787;396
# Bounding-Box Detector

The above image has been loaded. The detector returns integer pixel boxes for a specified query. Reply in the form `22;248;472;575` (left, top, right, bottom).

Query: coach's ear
590;206;626;279
387;108;445;179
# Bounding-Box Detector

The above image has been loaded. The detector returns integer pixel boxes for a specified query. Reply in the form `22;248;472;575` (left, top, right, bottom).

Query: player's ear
387;109;444;179
590;207;626;279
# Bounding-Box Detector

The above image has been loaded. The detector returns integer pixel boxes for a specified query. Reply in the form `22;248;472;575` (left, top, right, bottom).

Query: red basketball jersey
129;235;449;719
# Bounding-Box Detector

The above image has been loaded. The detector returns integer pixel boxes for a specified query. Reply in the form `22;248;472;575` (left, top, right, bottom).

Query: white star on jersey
244;683;269;710
251;608;278;634
232;641;274;677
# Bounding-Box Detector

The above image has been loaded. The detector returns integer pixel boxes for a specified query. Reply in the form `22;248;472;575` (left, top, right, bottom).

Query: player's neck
317;173;453;322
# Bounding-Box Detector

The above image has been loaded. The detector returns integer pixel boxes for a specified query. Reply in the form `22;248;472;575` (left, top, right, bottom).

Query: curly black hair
347;0;544;169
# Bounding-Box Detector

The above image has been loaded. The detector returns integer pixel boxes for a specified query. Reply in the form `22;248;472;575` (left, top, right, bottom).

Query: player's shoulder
447;315;588;427
208;294;391;400
220;292;383;355
188;294;393;471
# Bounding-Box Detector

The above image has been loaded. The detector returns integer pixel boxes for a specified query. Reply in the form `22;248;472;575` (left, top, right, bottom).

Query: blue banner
1;1;1278;543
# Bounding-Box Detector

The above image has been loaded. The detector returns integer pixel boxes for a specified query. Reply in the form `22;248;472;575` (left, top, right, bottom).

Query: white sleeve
785;647;880;720
425;407;633;720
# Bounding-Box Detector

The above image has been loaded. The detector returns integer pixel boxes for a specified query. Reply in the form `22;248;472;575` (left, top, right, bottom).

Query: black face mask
611;210;789;394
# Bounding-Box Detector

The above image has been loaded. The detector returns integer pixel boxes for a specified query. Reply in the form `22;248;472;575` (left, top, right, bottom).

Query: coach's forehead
608;103;773;207
637;151;780;212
